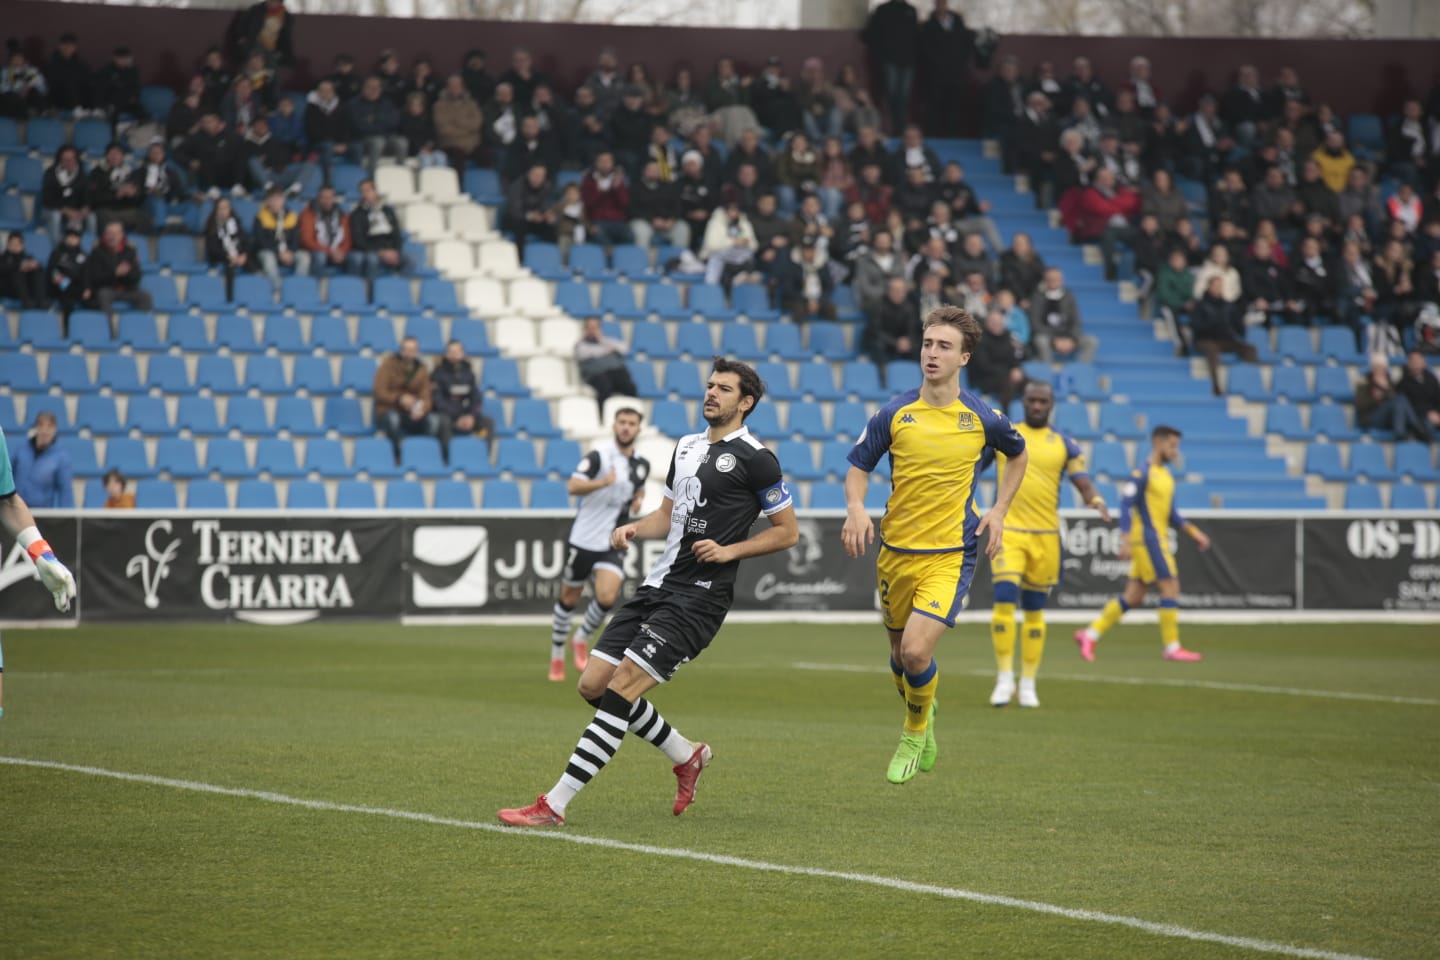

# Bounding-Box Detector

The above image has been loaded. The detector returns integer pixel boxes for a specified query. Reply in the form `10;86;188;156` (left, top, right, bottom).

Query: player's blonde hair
922;306;981;355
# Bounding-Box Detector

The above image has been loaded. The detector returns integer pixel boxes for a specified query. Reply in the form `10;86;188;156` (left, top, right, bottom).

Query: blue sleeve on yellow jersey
0;426;14;498
1118;469;1145;535
846;391;914;473
1062;433;1089;480
973;397;1026;458
1169;504;1188;531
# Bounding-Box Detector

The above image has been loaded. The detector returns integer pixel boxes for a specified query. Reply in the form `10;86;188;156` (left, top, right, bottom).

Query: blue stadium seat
195;355;242;394
482;480;524;509
1265;404;1306;440
68;311;115;351
612;245;653;279
2;154;44;192
540;439;582;478
75;395;123;436
554;280;594;315
254;438;305;478
759;323;802;362
81;479;108;508
328;276;371;313
662;360;702;398
1347;113;1385;154
569;244;611;280
374;276;418;315
309;315;356;354
1226;364;1268;402
449;436;497;478
1343;483;1383;510
1275;327;1322;365
139;274;182;312
302;438;350;478
741;404;781;439
0;193;27;231
884;361;921;393
114;313;162;353
278;275;323;312
383;480;426;509
1269;366;1313;403
221;396;269;435
642;284;688;321
1173;484;1212;511
135;480;179;510
46;354;94;393
401;436;450;478
1348;444;1395;481
330;164;368;199
156;235;203;273
599;282;643;320
233;275;278;312
809;482;847;509
529;480;571;510
719;322;761;360
235;480;280;509
1089;441;1131;480
262;315;306;353
338;356;379;394
688;284;736;321
184;480;229;510
1319;326;1363;364
732;284;778;321
797;363;843;401
164;314;212;353
141;86;176;123
102;437;153;477
511;398;561;438
787;403;829;440
155;438;205;479
1393;443;1439;482
0;117;19;154
1304;444;1348;482
675;322;715;359
630;321;675;359
628;359;661;398
1308;404;1359;441
72;118;112;156
418;278;463;315
433;480;476;510
450;318;494;357
756;362;797;401
1053;404;1095;439
808;323;851;360
18;311;65;350
274;396;323;436
1313;367;1353;402
840;362;888;402
864;480;889;512
1098;404;1145;440
523;243;566;280
203;437;256;479
777;441;821;481
495;438;544;478
481;356;528;397
123;395;174;436
286;481;330;509
175;396;223;436
651;400;692;437
70;438;104;480
1390;485;1432;510
356;314;398;353
335;480;378;509
323;396;368;436
184;274;229;311
239;355;287;394
291;356;339;396
353;437;403;478
25;395;71;433
404;316;444;354
829;402;869;441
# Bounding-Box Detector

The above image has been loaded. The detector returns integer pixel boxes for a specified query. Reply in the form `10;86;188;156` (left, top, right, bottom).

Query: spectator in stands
663;68;706;137
204;196;251;295
1290;235;1339;326
398;91;445;168
46;226;89;321
1178;94;1234;183
203;46;236;108
915;0;974;137
1397;349;1440;437
576;316;637;419
103;469;135;509
863;0;919;132
969;307;1026;407
498;46;545;107
1120;55;1160;116
892;165;935;225
87;221;152;316
580;151;633;246
0;231;47;309
406;58;439;105
1029;267;1094;361
304;79;351;177
180;112;241;197
1141;168;1187;234
136;140;184;232
997;231;1044;307
812;135;855;223
893;125;940;183
221;76;264;134
1061;95;1102;152
1069;168;1139;280
1242;236;1300;327
1337;167;1381;239
1210;167;1253;234
958;270;991;318
628;160;688;250
936;162;1003;252
242;115;312;195
1154;246;1195;341
750;56;802;137
235;0;296;68
348;178;409;281
1190;275;1259;394
924;200;963;258
299;185;351;275
0;49;48;121
750;193;789;261
374;335;446;464
1336;240;1377;342
461;49;493;105
796;57;842;141
1129;214;1168;316
550;182;589;261
41;145;93;240
725;163;765;217
993;287;1029;344
983;56;1026;173
46;32;93;115
483;82;521;170
607;87;654;177
432;338;495;452
724;128;774;189
1312;129;1355;195
701;200;757;288
865;276;920;373
1265;66;1309;119
10;412;73;509
1296;160;1340;231
1062;56;1109;114
167;77;207;149
773;236;835;321
1251;166;1300;230
1050;128;1094;208
644;124;679;182
89;143;146;233
953;232;991;282
1387;99;1430;188
253;187;308;292
847;162;892;226
701;56;745;114
1417;246;1440;306
774;132;821;217
1355;355;1431;441
1388;181;1424;235
1221;65;1265;147
349;76;405;171
676;151;717;251
1142;101;1183;174
434;74;484;173
852;228;905;313
848;126;891;183
96;46;142;122
1372;238;1417;331
1192;242;1242;307
908;234;955;293
503;163;556;255
375;51;407;106
1094;128;1140;187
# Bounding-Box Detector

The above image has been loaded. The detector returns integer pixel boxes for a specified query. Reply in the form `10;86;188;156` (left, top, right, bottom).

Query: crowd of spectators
371;334;495;465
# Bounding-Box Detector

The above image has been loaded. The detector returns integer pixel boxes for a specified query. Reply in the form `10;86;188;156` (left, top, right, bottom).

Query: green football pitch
1;621;1436;960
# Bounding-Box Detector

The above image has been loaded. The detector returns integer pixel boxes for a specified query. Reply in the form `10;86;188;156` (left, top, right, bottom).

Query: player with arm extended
0;426;78;719
547;407;650;681
988;380;1111;709
499;358;799;826
1074;424;1211;662
841;307;1029;785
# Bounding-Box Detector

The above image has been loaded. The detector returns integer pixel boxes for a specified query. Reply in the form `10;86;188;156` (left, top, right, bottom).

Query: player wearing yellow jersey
842;307;1029;784
989;381;1111;708
1074;425;1211;662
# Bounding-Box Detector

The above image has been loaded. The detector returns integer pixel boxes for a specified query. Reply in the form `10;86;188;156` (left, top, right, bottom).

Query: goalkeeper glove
19;526;76;612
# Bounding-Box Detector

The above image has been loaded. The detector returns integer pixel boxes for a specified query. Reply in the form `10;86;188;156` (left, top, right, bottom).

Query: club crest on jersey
715;453;737;473
958;412;975;431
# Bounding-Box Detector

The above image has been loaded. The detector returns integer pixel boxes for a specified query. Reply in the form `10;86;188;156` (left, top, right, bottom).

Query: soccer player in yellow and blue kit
989;381;1111;708
1074;425;1210;662
842;307;1028;784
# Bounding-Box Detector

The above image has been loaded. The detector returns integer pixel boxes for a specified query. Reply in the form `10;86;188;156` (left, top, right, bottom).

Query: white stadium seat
524;356;574;398
491;316;541;357
431;240;476;279
536;317;582;356
419;167;461;205
399;202;447;242
448;203;492;239
557;395;603;438
507;277;558;317
476;240;525;280
462;277;506;315
374;165;418;205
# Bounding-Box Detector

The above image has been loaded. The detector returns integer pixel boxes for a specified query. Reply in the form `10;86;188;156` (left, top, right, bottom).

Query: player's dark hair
711;357;765;420
614;406;644;423
922;306;981;355
1152;425;1183;442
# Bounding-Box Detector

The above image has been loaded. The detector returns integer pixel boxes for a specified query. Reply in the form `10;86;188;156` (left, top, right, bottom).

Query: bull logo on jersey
958;412;975;431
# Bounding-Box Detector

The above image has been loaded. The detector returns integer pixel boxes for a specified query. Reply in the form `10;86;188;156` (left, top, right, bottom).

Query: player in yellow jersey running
842;307;1029;784
989;381;1111;708
1074;425;1210;662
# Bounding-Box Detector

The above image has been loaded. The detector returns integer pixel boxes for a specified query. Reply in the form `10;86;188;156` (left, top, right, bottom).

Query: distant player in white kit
548;407;650;681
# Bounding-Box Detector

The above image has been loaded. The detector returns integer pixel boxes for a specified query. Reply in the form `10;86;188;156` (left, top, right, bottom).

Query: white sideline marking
1;756;1382;960
791;662;1440;707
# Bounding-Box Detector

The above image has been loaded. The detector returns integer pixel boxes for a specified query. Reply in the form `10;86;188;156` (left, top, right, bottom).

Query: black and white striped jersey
567;442;650;552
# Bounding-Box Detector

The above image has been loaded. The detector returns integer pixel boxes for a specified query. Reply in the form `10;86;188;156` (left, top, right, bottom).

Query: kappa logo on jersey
412;526;489;607
899;414;917;424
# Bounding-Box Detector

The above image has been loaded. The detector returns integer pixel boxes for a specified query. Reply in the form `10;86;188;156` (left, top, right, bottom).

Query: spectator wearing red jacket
846;162;893;226
1064;168;1141;280
580;150;633;245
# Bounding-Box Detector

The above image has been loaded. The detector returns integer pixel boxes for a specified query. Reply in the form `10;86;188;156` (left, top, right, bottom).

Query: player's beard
702;399;741;430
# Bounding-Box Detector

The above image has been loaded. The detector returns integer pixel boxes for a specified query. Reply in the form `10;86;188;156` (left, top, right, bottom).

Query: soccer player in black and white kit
548;407;650;682
500;358;798;826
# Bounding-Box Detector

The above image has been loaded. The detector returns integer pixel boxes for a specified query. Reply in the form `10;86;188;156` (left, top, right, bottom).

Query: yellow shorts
876;545;976;631
1128;540;1177;584
991;530;1062;591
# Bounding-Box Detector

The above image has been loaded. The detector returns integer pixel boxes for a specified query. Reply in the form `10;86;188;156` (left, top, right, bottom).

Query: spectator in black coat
501;115;560;188
432;339;495;449
848;126;893;185
0;231;48;309
997;232;1046;307
348;179;409;280
1063;57;1112;119
1242;237;1301;326
87;221;153;314
503;164;556;255
982;56;1026;163
1179;95;1235;183
45;32;93;113
1209;168;1254;234
677;152;717;252
862;0;920;132
1190;275;1258;394
724;129;776;189
628;160;689;250
498;47;547;108
865;277;921;374
1290;235;1339;323
916;0;974;138
772;237;836;321
95;46;142;121
46;227;90;319
348;76;406;171
203;196;251;297
461;49;494;106
968;307;1026;406
324;53;360;103
1220;65;1266;147
1397;349;1440;435
304;80;352;175
179;113;241;195
750;57;803;138
1014;92;1060;200
0;51;47;122
234;0;296;67
88;143;146;233
41;145;93;239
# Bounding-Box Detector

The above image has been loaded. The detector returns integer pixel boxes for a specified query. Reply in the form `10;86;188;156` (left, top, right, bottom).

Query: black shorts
591;585;731;684
563;545;625;586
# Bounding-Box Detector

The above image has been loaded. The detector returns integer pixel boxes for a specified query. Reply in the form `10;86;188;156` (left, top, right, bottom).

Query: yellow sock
991;602;1016;674
1021;610;1046;679
889;657;905;698
902;661;938;736
1159;602;1180;646
1089;598;1129;637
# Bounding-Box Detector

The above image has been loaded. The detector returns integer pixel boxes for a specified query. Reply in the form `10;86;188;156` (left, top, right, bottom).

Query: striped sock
548;689;631;816
550;602;575;659
903;660;939;736
628;697;694;764
577;599;610;639
889;656;905;699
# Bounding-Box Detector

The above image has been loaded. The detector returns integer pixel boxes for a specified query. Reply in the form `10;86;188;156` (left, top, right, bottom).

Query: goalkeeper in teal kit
0;425;77;717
